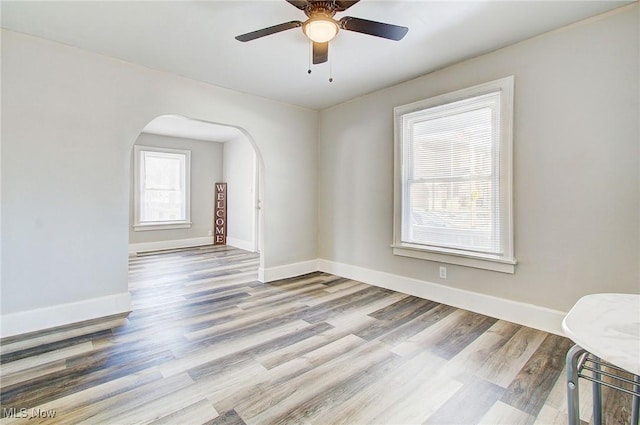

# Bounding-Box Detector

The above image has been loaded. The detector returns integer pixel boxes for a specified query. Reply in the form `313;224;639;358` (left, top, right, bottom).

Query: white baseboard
259;259;319;283
3;254;562;338
1;292;131;338
226;237;255;252
318;259;566;336
129;236;213;254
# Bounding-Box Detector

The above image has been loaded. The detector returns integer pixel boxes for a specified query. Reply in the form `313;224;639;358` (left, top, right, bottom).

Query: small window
392;77;515;273
133;145;191;231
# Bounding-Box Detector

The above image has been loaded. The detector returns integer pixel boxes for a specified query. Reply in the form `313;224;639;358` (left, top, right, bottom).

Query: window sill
391;243;516;274
133;221;192;231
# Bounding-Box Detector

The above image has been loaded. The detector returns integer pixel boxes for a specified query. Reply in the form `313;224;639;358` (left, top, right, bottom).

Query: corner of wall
259;259;319;283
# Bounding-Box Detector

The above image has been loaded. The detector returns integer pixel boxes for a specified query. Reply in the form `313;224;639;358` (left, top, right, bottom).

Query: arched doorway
128;114;264;273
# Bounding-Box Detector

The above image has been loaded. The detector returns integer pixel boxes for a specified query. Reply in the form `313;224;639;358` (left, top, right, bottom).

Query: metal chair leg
567;344;586;425
592;355;602;425
632;374;640;425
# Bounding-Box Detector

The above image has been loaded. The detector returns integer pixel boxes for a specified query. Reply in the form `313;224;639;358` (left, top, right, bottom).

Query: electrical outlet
207;230;213;236
439;266;447;279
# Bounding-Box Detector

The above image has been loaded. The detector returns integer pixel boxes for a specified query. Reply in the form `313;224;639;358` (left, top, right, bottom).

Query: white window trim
133;145;192;232
392;76;516;273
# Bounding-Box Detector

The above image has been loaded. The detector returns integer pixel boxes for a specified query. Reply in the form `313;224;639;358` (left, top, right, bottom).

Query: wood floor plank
476;326;547;387
187;322;333;381
314;349;449;425
374;373;463;425
211;334;367;414
234;336;377;420
0;360;68;388
253;323;368;370
0;245;606;425
254;348;404;425
182;355;269;410
322;278;363;293
425;377;505;425
429;319;521;384
0;330;112;364
157;320;307;378
1;345;175;412
302;280;370;306
182;271;259;288
183;296;310;342
0;316;128;355
429;311;498;359
533;404;587;425
354;297;438;341
323;291;407;329
300;286;394;324
337;316;517;424
66;373;197;425
478;400;536;425
391;307;470;357
150;399;219;425
102;383;213;424
241;340;395;424
236;282;327;310
501;334;573;416
381;303;458;348
2;368;163;424
202;409;246;425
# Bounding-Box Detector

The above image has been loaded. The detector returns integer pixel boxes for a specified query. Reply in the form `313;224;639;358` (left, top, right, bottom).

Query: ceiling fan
235;0;409;65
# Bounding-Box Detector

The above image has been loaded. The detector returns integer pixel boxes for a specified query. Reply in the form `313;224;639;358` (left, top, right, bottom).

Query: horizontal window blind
401;91;502;255
139;150;187;223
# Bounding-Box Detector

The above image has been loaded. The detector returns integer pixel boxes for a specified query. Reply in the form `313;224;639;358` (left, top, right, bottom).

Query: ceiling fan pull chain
329;48;333;83
307;39;312;74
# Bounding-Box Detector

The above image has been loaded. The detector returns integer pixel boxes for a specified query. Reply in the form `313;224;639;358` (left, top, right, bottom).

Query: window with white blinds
133;145;191;231
393;77;515;273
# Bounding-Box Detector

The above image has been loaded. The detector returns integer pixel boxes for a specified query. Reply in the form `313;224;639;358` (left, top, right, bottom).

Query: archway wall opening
128;115;261;257
1;29;319;337
221;132;260;254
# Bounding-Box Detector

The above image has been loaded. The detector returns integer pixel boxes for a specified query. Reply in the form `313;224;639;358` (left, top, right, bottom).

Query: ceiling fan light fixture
303;17;338;43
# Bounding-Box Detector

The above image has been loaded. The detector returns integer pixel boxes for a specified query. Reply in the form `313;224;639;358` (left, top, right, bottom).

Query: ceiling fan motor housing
304;1;338;18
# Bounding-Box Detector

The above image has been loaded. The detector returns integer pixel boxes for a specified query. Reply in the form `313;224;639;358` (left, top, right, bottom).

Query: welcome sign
214;182;227;245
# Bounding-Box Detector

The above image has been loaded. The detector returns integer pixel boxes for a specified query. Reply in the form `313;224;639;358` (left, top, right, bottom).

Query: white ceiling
1;0;632;110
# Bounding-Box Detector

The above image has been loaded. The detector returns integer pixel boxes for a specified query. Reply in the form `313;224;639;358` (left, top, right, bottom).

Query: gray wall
223;137;257;251
1;29;318;323
129;133;223;244
318;5;639;313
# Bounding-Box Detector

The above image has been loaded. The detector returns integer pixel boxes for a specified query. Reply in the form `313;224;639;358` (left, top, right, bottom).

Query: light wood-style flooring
0;245;635;424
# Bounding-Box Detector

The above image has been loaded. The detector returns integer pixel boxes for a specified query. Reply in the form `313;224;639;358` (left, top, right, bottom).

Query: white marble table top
562;293;640;376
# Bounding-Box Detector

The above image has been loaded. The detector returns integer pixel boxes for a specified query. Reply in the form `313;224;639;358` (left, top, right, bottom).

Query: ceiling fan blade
235;21;302;42
339;16;408;41
334;1;360;11
285;0;308;10
313;42;328;64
